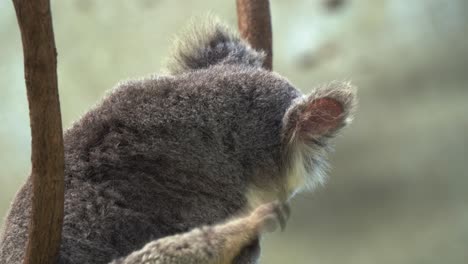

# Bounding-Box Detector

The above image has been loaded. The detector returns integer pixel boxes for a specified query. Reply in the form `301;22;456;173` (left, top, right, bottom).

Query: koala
0;20;356;264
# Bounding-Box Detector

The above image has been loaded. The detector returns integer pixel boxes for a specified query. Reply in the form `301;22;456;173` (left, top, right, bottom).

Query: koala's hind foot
110;201;290;264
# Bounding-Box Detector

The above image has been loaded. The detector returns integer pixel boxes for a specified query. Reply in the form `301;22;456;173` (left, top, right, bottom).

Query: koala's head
163;20;356;209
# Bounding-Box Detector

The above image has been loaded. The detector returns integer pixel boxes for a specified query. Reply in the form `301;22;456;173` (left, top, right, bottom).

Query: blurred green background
1;0;468;263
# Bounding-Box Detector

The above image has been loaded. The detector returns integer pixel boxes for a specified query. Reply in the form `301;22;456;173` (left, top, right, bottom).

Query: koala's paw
250;201;290;233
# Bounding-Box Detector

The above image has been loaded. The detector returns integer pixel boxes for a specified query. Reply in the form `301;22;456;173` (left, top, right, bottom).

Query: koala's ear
282;82;356;142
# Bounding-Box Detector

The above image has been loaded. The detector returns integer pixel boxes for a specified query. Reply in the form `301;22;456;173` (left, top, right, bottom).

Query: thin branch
11;0;65;263
236;0;273;70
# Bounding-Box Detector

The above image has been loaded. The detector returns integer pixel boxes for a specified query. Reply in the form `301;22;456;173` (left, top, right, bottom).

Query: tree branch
11;0;65;263
236;0;273;70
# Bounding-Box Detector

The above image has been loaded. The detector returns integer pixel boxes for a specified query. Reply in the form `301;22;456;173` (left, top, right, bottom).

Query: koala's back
0;65;298;264
0;178;32;263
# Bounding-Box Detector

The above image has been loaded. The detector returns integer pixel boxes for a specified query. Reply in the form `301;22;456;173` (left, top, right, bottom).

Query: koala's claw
250;201;290;233
274;201;291;231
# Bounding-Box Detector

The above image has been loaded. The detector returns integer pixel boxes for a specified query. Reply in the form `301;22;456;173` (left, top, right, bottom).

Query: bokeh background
1;0;468;263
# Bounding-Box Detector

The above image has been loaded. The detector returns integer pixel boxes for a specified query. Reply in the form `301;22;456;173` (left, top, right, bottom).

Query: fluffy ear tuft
283;81;356;142
165;17;265;74
280;82;356;193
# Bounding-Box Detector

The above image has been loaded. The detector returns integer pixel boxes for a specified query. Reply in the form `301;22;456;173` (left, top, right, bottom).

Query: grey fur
0;20;356;264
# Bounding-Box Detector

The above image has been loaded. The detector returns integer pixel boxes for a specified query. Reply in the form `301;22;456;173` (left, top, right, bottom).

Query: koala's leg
110;201;289;264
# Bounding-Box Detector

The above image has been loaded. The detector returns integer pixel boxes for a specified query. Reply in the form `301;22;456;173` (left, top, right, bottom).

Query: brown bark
11;0;65;263
236;0;273;70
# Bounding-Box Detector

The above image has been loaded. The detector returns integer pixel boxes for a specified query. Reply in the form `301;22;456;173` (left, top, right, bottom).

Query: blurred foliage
1;0;468;263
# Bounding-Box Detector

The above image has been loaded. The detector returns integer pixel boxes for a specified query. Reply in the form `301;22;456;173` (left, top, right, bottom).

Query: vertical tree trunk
11;0;65;263
236;0;273;70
